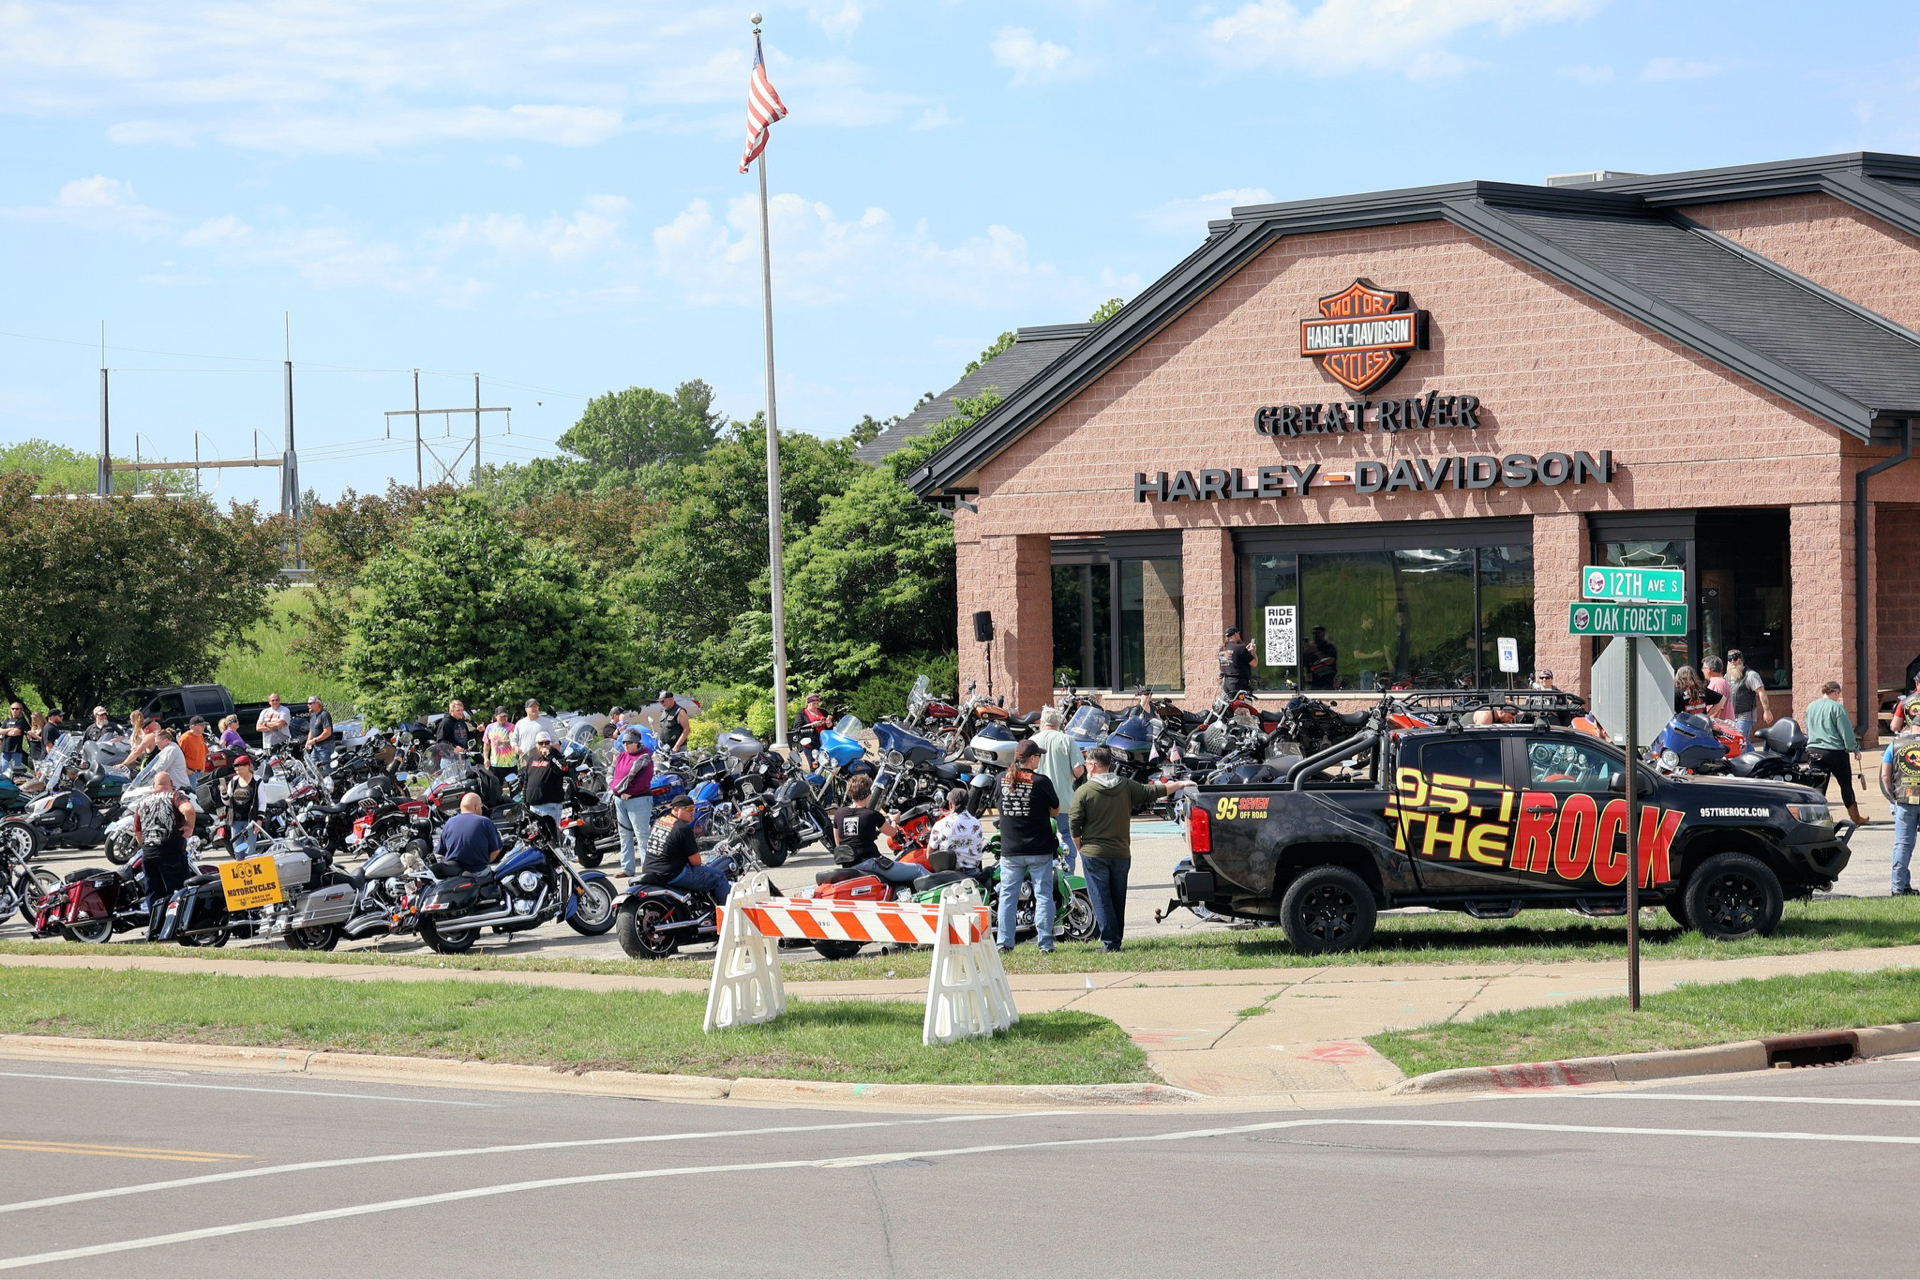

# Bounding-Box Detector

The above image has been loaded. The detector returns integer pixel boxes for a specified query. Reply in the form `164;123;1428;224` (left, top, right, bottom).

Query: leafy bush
841;651;958;724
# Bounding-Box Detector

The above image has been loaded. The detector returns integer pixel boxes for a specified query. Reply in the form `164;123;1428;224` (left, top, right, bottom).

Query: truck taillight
1189;803;1211;854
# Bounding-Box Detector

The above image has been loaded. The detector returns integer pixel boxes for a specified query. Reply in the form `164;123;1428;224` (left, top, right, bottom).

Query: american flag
738;38;789;174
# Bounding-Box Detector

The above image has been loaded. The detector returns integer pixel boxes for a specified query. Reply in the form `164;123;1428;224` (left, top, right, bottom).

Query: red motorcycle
32;851;217;944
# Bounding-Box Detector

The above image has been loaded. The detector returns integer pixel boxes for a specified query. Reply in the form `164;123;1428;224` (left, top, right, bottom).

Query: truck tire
1683;852;1783;941
1278;865;1377;954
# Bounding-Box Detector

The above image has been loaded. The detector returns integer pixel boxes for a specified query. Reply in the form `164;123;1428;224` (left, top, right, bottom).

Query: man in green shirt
1069;745;1190;952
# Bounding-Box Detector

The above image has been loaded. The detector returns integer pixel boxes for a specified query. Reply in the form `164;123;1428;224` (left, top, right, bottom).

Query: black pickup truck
1170;720;1853;953
112;684;308;745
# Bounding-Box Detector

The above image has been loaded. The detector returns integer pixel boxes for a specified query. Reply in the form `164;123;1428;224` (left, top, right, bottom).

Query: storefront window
1051;564;1111;689
1119;558;1184;691
1243;555;1300;690
1237;538;1533;691
1697;510;1790;689
1478;544;1535;685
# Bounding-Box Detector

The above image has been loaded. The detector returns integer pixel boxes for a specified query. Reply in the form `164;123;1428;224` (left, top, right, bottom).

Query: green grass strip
0;967;1151;1086
1369;967;1920;1078
6;896;1916;982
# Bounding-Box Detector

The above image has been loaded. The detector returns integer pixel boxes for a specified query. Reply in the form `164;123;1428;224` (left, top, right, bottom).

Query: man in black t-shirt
640;794;728;902
830;775;919;884
994;739;1061;952
1218;626;1257;698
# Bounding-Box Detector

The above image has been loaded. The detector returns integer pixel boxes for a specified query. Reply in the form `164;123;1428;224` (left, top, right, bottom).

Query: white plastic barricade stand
699;881;1019;1046
702;872;786;1033
922;881;1017;1047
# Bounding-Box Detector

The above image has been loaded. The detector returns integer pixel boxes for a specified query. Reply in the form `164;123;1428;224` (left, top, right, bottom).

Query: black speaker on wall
973;610;994;643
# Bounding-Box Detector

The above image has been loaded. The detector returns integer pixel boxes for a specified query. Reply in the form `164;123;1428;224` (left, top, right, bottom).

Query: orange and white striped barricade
702;872;786;1034
702;880;1018;1046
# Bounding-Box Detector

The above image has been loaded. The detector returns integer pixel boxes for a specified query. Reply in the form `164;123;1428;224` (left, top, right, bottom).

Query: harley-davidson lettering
1384;768;1680;887
1133;451;1612;503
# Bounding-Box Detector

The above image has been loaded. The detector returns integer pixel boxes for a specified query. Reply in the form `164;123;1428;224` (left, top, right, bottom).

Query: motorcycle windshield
907;674;930;719
1066;707;1111;740
833;715;864;737
873;719;939;761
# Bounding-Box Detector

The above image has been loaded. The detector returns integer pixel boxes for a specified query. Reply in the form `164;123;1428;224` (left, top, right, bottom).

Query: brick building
903;153;1920;740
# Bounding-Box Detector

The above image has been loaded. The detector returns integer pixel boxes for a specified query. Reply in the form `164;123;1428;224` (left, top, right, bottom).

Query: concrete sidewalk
7;943;1919;1103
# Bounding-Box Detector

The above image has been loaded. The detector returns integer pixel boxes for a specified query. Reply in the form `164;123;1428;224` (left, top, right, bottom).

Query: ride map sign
219;854;283;911
1582;565;1684;604
1264;604;1297;665
1568;602;1689;636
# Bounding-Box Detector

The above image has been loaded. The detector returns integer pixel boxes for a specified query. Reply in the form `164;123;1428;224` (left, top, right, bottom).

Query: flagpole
751;14;791;751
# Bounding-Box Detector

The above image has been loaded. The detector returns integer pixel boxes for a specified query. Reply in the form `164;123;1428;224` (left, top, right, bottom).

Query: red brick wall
954;529;1052;705
960;217;1879;713
1182;527;1235;698
1684;194;1920;332
1878;504;1920;701
1533;511;1586;692
1790;503;1853;726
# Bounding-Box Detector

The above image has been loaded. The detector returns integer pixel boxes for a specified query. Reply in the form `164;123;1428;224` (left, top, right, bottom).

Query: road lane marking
8;1115;1920;1270
0;1141;246;1163
1552;1092;1920;1108
0;1069;497;1107
0;1111;1071;1217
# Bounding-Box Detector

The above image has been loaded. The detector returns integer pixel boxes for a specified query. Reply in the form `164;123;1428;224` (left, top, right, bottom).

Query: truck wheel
1278;866;1377;954
1684;852;1783;941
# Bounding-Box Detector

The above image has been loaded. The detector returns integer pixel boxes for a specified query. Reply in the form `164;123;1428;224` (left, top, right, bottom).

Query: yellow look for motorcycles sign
219;855;282;911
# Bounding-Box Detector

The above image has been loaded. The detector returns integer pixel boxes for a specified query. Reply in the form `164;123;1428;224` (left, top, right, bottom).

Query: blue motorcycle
411;818;618;954
871;718;966;811
803;715;875;811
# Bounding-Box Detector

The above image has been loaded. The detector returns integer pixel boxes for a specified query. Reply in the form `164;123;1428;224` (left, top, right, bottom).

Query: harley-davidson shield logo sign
1299;279;1429;394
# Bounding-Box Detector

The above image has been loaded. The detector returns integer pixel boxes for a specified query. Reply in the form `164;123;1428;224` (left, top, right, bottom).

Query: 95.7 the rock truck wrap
1170;722;1853;953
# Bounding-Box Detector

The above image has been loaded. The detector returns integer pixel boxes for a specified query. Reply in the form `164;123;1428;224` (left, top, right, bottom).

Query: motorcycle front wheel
104;830;136;866
616;898;680;957
419;919;478;954
0;821;42;863
1060;888;1098;942
567;879;617;935
286;923;341;951
757;834;788;869
16;868;60;924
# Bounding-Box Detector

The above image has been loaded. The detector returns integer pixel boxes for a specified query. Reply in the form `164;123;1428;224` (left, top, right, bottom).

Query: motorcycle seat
185;872;221;887
317;801;356;816
814;867;865;886
933;762;964;783
912;870;969;894
1337;710;1371;727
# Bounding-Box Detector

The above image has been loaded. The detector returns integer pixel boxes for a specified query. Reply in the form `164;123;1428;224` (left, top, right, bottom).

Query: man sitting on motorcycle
641;793;728;902
832;775;922;884
439;792;504;876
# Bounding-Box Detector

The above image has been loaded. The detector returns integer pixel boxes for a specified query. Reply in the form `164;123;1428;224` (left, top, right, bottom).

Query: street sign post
1575;572;1688;1012
1568;602;1688;636
1582;564;1684;603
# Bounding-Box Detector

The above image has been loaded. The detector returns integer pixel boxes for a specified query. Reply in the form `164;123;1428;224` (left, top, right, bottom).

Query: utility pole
384;375;510;487
97;322;110;497
282;313;299;525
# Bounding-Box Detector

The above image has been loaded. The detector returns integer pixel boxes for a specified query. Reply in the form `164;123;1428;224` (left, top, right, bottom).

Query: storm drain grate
1762;1031;1860;1068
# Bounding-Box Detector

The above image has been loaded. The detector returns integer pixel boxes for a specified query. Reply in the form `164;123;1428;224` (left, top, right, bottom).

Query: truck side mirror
1606;770;1625;793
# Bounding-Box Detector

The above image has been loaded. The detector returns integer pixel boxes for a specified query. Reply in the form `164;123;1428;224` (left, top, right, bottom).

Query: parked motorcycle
871;718;965;814
0;837;60;925
409;817;617;954
0;734;122;858
152;835;359;950
612;842;772;959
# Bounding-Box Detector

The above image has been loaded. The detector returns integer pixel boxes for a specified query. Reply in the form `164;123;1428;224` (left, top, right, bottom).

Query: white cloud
1562;62;1614;84
430;196;632;266
1200;0;1599;78
0;174;167;236
1141;187;1275;234
1639;56;1731;82
991;27;1077;84
0;2;915;151
652;191;1125;312
910;105;956;131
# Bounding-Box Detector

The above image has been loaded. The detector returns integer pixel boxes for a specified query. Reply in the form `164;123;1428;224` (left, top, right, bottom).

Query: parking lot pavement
2;1050;1917;1276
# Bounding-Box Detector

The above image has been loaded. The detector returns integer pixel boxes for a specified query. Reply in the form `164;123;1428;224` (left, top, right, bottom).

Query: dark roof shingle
854;324;1095;463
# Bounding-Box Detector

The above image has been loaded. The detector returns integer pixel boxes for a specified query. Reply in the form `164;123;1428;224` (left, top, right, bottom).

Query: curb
0;1034;1202;1110
1391;1020;1920;1095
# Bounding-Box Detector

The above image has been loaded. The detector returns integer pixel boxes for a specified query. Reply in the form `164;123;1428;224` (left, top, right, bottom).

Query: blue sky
2;0;1918;508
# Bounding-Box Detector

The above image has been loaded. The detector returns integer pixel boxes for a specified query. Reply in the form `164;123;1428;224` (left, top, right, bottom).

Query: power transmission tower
384;372;509;486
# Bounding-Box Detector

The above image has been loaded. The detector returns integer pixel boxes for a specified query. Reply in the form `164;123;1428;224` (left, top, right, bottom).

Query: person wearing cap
83;705;115;743
641;793;727;903
608;727;655;878
43;708;66;740
521;731;568;834
222;754;260;858
303;696;336;772
658;692;690;753
1217;625;1257;699
484;706;518;772
512;699;556;761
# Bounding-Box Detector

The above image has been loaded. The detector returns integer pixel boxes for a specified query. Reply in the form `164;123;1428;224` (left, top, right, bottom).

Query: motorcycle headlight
1658;749;1680;769
26;795;53;815
1788;803;1833;827
515;870;542;893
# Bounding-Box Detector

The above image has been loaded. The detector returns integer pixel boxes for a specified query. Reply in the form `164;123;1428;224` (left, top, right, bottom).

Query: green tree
292;482;457;675
964;331;1015;376
0;473;282;714
620;418;863;688
337;493;630;723
884;389;1003;483
0;437;195;497
1087;296;1125;324
557;380;723;473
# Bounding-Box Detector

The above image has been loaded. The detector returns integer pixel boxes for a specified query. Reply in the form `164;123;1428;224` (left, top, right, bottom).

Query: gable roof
853;323;1097;463
908;154;1920;498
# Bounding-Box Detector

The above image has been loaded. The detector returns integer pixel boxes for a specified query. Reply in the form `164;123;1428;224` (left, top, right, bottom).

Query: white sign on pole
1590;636;1675;749
1496;636;1519;674
1263;605;1297;666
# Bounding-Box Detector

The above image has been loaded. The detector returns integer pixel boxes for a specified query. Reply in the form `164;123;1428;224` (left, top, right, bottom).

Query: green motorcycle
911;831;1098;944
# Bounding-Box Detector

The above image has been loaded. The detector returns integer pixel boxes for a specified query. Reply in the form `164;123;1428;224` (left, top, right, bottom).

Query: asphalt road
2;1053;1918;1276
